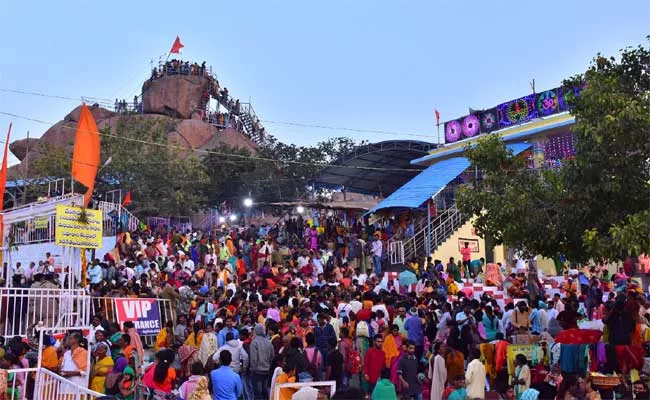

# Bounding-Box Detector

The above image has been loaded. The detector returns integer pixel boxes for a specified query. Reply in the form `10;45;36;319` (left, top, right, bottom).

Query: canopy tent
369;142;532;213
314;140;437;196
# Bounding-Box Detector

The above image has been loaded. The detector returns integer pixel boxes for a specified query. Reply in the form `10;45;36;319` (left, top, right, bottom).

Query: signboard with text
34;216;50;229
54;205;103;248
114;298;161;336
458;238;480;253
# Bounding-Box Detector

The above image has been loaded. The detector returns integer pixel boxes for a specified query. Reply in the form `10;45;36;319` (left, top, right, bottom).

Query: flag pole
436;122;440;145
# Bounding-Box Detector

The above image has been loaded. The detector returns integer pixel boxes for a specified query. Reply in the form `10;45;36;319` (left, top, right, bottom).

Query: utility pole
22;130;29;204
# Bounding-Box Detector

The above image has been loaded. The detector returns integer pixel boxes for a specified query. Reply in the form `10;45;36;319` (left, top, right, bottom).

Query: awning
369;142;531;213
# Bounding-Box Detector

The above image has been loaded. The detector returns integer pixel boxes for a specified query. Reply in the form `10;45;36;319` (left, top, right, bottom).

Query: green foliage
98;117;209;216
201;137;366;205
457;40;650;262
456;135;565;259
32;116;365;215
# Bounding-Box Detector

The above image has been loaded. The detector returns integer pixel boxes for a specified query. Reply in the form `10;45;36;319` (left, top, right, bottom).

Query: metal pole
426;199;431;257
436;123;440;145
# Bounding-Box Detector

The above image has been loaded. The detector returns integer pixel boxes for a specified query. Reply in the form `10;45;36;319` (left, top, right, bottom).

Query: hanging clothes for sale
559;344;587;375
495;340;509;373
480;343;497;382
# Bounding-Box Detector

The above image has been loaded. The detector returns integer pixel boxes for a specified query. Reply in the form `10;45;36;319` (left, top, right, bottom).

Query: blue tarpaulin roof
370;142;531;213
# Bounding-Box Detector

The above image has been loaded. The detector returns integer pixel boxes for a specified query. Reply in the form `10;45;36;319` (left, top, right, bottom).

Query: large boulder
141;75;210;119
197;128;259;154
64;104;116;123
9;138;40;161
8;105;258;178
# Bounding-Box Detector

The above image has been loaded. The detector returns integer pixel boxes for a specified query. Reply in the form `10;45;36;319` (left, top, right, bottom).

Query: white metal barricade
35;368;105;400
274;381;337;400
3;367;37;400
0;288;90;338
388;240;405;265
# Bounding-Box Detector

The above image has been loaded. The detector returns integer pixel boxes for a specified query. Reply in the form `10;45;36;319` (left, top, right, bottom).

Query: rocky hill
9;73;259;178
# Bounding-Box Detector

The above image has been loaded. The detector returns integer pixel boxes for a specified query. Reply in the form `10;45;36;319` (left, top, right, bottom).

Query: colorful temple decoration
443;84;583;144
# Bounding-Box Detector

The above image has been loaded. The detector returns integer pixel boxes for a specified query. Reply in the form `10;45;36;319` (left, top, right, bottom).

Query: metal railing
388;240;405;265
97;201;140;235
402;204;466;260
35;368;104;400
155;61;213;79
0;288;90;338
7;214;56;245
3;367;37;400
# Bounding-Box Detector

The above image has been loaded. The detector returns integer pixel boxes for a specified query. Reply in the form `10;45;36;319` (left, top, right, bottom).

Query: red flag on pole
0;123;12;211
71;104;101;206
435;109;441;125
170;36;184;54
122;191;132;206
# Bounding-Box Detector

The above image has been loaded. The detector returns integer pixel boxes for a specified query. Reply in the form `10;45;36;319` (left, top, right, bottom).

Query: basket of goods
590;373;621;388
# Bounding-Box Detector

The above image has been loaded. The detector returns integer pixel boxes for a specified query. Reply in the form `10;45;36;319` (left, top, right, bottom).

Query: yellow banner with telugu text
54;205;103;249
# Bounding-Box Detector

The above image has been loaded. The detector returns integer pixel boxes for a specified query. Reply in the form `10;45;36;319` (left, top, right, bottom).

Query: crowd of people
114;96;141;114
3;213;650;400
152;60;209;79
146;59;268;144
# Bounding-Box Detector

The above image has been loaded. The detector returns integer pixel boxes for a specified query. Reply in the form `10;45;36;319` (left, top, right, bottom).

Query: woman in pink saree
309;227;318;251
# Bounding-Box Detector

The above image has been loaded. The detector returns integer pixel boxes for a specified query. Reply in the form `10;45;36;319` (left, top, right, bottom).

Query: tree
201;137;367;206
33;117;209;216
457;40;650;262
563;41;650;260
99;117;209;216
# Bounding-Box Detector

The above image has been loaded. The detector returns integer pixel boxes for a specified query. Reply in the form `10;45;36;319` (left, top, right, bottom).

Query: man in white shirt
337;295;353;319
123;263;135;281
13;262;25;284
24;262;37;284
501;303;514;336
455;305;474;329
371;301;390;323
354;269;368;286
297;251;310;268
349;296;363;314
312;252;324;273
371;235;383;276
180;252;195;273
553;293;565;313
465;348;486;399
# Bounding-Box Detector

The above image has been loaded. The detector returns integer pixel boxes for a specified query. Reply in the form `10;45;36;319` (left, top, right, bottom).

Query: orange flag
71;104;101;206
170;36;184;54
0;123;11;211
122;191;132;206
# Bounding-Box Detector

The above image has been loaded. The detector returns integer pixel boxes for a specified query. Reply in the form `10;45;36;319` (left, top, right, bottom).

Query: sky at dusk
0;0;648;166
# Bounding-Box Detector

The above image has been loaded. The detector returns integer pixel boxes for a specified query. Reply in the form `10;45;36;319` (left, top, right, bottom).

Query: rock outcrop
141;75;210;119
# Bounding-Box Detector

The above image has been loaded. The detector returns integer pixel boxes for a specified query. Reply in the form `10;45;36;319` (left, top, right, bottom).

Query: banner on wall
34;216;50;229
458;238;480;253
506;344;537;374
114;298;161;335
54;205;103;248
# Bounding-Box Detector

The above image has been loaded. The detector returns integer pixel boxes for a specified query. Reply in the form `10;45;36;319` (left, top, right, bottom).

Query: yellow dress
90;356;114;394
